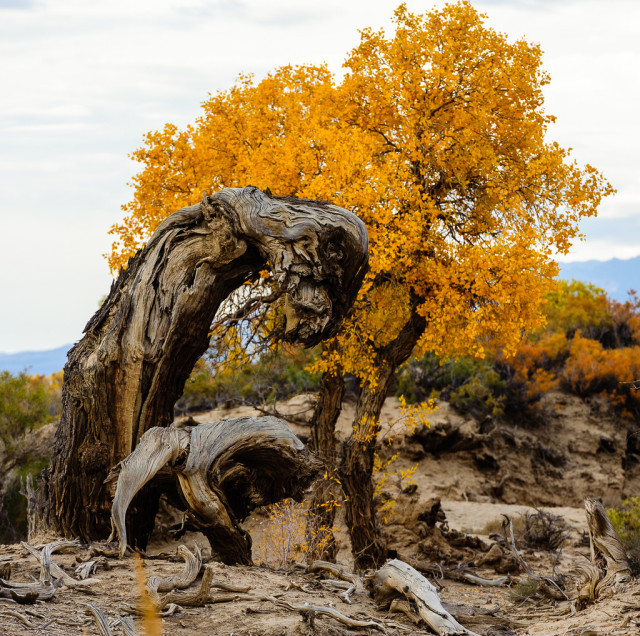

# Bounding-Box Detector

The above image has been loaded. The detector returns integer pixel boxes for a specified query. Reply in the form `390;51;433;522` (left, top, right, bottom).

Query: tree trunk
306;368;345;561
310;369;345;458
340;364;394;570
35;187;368;545
340;305;427;570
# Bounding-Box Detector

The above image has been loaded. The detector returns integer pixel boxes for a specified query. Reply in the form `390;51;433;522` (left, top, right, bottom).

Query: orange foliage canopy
108;2;613;382
501;281;640;420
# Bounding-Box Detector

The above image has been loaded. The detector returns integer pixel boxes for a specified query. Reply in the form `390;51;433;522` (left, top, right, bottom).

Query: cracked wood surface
35;187;367;545
107;417;320;563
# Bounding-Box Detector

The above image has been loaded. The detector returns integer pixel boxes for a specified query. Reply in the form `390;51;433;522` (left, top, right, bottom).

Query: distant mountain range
558;255;640;302
0;344;71;376
0;257;638;376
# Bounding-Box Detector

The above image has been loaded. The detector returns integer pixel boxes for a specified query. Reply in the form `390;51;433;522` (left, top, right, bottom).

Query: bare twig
0;609;38;628
501;516;568;601
306;560;358;603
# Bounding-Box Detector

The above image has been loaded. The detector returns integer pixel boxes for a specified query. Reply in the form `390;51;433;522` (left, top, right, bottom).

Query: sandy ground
1;392;639;635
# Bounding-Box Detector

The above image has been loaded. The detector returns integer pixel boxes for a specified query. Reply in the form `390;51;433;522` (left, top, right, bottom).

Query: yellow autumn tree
109;2;613;569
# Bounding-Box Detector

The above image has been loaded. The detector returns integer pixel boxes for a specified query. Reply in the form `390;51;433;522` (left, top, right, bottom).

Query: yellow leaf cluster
108;1;613;378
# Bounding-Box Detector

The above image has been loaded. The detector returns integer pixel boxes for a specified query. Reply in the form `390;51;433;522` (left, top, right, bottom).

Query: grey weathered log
107;416;320;563
35;186;368;547
577;497;631;604
370;559;480;636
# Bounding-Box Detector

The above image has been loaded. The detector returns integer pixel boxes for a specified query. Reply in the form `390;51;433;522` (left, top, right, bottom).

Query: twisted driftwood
370;559;480;636
577;497;631;604
107;416;320;563
35;187;368;548
0;541;72;603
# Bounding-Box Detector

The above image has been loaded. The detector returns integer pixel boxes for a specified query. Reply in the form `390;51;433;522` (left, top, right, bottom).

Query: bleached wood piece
86;604;114;636
106;427;191;557
577;497;631;602
371;559;480;636
146;545;201;594
116;615;138;636
21;540;99;589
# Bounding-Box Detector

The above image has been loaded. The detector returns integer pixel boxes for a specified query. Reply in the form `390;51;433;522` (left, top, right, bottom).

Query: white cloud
1;0;639;352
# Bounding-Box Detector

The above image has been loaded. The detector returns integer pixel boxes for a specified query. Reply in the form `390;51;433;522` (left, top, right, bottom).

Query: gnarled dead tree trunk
35;187;368;547
107;416;320;564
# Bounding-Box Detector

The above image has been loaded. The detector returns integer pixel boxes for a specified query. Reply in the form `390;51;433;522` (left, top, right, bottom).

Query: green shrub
608;497;640;575
395;354;485;404
0;371;60;446
449;367;506;418
176;346;321;414
0;456;50;543
397;354;506;419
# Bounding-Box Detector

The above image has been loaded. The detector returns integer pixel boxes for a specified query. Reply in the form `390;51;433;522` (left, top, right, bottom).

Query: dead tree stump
577;497;631;604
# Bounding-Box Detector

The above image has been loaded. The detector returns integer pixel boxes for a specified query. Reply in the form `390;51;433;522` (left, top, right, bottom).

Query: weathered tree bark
107;416;319;564
340;305;427;571
577;497;631;604
35;187;368;546
305;366;345;561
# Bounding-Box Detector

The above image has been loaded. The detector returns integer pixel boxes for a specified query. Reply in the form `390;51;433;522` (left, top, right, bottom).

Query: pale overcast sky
1;0;639;353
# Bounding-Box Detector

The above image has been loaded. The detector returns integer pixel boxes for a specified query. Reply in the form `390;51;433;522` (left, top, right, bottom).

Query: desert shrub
562;335;640;419
543;280;613;345
396;354;492;403
397;282;640;425
250;497;339;568
607;497;640;575
518;508;568;551
508;579;539;603
176;346;321;414
448;367;506;418
0;370;61;446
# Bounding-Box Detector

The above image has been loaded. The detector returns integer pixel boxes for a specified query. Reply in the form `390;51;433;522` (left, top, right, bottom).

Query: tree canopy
110;1;611;377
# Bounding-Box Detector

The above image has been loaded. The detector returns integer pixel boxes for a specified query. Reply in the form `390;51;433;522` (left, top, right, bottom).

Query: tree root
258;595;385;632
306;559;358;603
